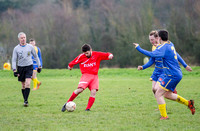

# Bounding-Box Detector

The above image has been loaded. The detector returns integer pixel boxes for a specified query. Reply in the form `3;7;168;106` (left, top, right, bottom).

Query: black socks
24;88;30;102
21;89;25;100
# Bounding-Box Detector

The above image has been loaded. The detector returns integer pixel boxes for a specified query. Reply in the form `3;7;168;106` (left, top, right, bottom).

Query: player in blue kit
138;30;171;96
29;39;42;90
138;30;192;97
133;29;195;120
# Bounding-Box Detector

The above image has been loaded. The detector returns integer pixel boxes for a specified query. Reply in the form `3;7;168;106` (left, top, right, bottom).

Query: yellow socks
176;95;189;106
36;78;40;85
32;78;37;89
158;104;167;117
158;95;189;118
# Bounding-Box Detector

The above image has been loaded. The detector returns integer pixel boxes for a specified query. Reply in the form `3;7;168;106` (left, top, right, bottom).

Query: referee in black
12;32;42;107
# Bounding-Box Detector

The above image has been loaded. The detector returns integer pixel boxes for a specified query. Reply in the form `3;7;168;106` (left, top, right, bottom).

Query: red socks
67;92;78;102
86;97;95;110
67;93;95;110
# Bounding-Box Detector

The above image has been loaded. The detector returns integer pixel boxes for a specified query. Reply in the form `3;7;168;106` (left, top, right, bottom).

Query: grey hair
18;32;26;38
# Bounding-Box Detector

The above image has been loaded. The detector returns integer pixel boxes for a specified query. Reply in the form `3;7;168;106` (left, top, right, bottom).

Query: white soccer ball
65;101;76;112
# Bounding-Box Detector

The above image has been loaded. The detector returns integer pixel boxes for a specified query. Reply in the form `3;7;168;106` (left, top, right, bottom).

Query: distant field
0;67;200;130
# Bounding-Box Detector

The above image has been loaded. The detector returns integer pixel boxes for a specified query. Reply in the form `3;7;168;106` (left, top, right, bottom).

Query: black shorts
17;65;33;82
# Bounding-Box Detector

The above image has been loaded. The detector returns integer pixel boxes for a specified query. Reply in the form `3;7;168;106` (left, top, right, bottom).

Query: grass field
0;67;200;130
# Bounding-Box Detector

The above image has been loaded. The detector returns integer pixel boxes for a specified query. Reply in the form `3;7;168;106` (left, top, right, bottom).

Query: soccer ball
65;101;76;112
143;57;149;64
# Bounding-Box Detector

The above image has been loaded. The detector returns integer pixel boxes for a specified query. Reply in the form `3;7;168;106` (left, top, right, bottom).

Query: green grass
0;67;200;130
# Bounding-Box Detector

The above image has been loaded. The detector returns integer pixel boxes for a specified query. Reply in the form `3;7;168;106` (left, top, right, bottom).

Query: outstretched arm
177;53;192;72
108;54;114;60
142;57;155;70
68;54;83;70
98;52;113;60
133;43;165;58
177;53;187;68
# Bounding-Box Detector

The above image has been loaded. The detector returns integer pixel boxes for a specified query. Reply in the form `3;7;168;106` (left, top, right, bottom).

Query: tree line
0;0;200;69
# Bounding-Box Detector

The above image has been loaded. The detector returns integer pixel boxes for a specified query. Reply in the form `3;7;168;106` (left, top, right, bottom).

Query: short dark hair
29;38;35;42
158;30;168;41
82;44;91;52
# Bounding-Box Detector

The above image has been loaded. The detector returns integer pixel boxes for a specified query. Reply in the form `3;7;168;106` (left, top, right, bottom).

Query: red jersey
68;51;111;75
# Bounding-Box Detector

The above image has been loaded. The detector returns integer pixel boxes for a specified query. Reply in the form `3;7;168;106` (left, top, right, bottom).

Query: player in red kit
61;44;114;112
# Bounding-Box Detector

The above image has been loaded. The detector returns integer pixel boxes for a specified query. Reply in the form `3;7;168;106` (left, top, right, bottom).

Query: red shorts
78;74;99;91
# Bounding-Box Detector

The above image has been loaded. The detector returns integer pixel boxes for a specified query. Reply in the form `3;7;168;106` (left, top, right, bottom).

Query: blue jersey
142;46;187;71
142;57;163;71
142;45;163;72
32;46;42;68
136;41;182;78
177;53;187;68
142;46;163;81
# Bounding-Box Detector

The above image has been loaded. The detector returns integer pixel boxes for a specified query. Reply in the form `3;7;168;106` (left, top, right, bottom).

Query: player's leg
32;64;42;90
164;91;195;115
23;65;33;106
61;88;84;112
161;76;195;115
67;74;91;102
151;74;161;110
32;70;37;90
86;75;99;111
164;90;177;100
62;74;90;112
164;91;188;105
151;72;160;97
21;82;25;101
155;83;168;120
35;71;41;89
67;74;92;102
18;66;28;106
68;88;84;102
24;78;31;106
152;81;160;111
86;89;96;111
156;76;179;119
152;80;157;96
